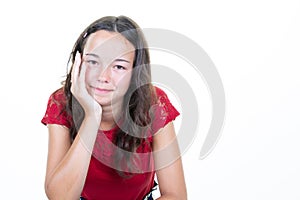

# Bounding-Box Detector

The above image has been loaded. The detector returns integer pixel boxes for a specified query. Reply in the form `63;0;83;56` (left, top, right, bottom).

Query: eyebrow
85;53;131;63
85;53;100;58
114;58;130;63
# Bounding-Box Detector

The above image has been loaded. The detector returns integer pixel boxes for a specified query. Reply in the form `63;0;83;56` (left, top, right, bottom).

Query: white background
0;0;299;199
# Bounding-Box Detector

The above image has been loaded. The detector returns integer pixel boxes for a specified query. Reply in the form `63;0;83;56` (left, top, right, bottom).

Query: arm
45;117;99;199
45;53;102;199
153;122;187;200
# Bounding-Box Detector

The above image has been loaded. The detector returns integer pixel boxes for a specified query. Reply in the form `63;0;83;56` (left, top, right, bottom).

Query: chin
95;98;111;106
94;94;124;107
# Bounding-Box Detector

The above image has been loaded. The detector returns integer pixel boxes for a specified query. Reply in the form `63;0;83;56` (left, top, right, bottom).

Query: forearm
45;116;99;199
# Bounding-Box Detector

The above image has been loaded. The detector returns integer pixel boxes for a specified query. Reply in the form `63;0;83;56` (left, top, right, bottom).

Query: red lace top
41;86;180;200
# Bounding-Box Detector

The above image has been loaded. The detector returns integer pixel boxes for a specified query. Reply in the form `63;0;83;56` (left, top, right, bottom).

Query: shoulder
45;87;69;112
41;87;72;128
153;86;171;105
49;87;67;104
154;86;165;96
153;86;179;115
151;86;180;133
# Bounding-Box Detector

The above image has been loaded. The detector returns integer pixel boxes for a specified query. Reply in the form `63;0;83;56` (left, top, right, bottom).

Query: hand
71;52;102;121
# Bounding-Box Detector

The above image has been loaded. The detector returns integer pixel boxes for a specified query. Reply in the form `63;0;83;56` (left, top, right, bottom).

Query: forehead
84;30;135;60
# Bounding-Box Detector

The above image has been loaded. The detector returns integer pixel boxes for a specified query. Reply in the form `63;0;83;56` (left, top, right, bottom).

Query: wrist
84;108;102;121
84;114;101;125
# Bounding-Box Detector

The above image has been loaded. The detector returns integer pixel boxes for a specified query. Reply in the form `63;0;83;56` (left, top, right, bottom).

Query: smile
92;87;114;95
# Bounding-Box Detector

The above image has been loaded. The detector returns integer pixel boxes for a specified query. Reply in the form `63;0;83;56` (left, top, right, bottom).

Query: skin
83;30;135;129
44;30;187;200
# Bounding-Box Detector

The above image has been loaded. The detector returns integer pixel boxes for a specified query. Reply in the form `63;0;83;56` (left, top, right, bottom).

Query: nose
98;66;111;83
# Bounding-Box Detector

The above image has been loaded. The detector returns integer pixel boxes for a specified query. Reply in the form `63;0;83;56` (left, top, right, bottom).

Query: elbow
182;189;188;200
160;192;188;200
159;183;188;200
44;178;56;200
168;187;188;200
44;178;80;200
176;192;187;200
181;194;188;200
44;178;64;200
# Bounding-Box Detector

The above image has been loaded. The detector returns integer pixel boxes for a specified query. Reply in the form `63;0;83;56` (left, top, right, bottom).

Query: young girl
41;15;187;200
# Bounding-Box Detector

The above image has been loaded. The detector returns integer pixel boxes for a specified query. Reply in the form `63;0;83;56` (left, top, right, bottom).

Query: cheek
85;68;96;83
115;72;132;90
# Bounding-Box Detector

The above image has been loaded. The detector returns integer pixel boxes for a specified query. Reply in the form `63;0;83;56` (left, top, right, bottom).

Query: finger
78;59;86;82
71;52;81;84
77;61;89;95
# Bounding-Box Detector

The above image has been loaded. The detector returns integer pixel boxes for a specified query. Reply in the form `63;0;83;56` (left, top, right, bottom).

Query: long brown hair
63;16;156;175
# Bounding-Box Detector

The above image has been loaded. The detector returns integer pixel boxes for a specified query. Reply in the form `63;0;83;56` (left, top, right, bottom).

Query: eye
86;60;99;67
113;65;126;70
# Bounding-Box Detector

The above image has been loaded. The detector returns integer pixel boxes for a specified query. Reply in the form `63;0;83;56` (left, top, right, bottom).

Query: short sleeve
151;87;180;133
41;88;72;129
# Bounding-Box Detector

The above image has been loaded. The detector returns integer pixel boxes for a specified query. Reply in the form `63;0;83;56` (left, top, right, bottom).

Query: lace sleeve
151;87;180;133
41;88;72;129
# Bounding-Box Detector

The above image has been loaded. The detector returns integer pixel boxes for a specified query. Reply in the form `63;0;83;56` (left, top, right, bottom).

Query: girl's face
83;30;135;107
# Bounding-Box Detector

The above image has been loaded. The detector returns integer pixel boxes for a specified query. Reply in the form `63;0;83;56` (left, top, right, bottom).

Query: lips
91;86;114;95
95;88;113;92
